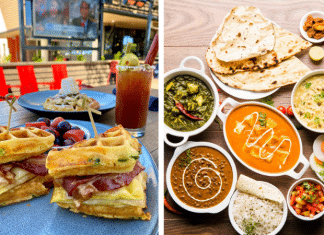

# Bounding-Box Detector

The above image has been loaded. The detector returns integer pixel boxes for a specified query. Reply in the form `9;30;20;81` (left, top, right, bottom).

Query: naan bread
213;6;275;62
236;175;283;204
207;25;312;74
211;56;310;91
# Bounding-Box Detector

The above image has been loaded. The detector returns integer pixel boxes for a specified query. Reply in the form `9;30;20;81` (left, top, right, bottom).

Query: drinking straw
145;34;159;66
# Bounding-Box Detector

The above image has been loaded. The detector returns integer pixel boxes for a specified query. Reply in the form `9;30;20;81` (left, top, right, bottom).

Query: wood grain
164;0;324;234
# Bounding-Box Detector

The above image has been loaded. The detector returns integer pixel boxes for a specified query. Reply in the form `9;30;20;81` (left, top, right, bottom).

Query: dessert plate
0;121;158;235
18;90;116;117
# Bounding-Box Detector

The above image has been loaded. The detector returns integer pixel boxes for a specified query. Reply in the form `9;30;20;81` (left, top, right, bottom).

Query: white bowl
166;141;237;213
287;178;324;220
164;56;219;147
300;11;324;43
291;70;324;133
217;98;309;179
228;181;288;235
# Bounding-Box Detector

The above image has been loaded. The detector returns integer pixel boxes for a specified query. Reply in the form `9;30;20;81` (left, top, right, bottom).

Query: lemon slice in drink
309;46;324;61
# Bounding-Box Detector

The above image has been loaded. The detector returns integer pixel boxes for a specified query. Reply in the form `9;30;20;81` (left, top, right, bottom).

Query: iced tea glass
115;65;155;137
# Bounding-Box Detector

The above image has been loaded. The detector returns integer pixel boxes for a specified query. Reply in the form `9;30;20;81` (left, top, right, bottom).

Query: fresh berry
63;130;85;143
26;122;47;128
57;121;72;133
277;106;286;115
45;129;56;136
54;137;63;145
71;126;81;130
287;105;294;116
63;139;74;146
37;118;51;126
51;117;65;129
40;126;50;131
44;127;60;137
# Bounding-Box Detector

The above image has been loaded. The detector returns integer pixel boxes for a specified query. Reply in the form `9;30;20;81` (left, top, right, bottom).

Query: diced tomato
295;208;302;214
290;195;296;206
319;197;324;203
318;191;324;197
316;184;322;191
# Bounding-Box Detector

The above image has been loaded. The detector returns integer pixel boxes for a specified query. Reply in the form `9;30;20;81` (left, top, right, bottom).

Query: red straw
145;34;159;65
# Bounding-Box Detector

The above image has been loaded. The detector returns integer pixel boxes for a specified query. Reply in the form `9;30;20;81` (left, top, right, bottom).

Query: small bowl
291;70;324;133
300;11;324;43
164;56;219;147
229;181;288;235
287;178;324;221
166;141;237;213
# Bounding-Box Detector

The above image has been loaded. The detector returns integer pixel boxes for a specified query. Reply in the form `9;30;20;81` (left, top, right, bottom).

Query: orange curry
226;105;300;173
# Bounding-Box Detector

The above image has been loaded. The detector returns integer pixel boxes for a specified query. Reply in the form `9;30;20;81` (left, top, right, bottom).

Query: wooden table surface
164;0;324;234
0;86;159;167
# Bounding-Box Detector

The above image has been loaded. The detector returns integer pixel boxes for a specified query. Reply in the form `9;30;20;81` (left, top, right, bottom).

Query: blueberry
45;129;56;136
71;126;81;130
57;121;72;133
54;137;62;146
37;118;51;126
63;139;74;146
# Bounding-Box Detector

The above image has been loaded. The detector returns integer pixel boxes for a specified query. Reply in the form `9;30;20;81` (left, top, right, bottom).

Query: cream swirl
182;157;222;202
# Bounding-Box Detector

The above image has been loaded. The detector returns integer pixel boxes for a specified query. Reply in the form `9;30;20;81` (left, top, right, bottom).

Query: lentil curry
164;75;214;132
170;146;233;209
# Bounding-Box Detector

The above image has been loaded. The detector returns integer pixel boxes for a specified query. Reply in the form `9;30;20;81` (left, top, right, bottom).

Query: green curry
164;75;214;132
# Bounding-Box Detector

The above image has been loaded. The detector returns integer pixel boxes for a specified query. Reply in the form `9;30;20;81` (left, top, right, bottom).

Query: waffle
43;93;100;112
0;126;55;164
46;125;142;178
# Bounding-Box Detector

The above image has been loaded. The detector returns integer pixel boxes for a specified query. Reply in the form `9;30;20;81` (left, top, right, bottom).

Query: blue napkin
112;88;158;112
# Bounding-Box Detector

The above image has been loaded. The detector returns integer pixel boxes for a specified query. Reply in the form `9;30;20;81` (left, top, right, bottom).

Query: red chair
0;67;20;100
51;64;83;90
16;65;52;95
108;60;119;85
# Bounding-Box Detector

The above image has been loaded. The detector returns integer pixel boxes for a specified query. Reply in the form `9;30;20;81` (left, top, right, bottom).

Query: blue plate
0;121;158;235
17;90;116;117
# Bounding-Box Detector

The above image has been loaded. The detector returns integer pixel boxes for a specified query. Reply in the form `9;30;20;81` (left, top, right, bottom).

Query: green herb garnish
88;158;100;166
0;148;5;156
118;158;129;162
303;182;311;190
315;117;321;126
304;112;312;119
179;149;192;167
258;112;267;127
260;96;274;107
314;91;324;103
305;82;312;89
242;218;260;235
131;156;140;160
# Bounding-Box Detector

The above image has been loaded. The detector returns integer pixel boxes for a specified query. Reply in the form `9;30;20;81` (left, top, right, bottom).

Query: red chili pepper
174;100;203;120
164;189;182;214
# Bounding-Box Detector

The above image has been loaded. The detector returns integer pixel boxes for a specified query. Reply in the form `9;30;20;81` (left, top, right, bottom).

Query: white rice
233;192;283;235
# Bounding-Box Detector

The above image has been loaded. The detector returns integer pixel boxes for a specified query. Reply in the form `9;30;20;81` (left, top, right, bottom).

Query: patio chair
51;64;83;90
0;67;20;100
16;65;52;95
108;60;119;85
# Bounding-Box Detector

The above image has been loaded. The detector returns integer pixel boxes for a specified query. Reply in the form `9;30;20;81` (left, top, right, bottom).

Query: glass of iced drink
115;65;155;137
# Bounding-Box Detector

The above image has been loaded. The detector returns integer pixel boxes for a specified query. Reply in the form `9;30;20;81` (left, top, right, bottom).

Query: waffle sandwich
0;126;55;206
46;125;151;220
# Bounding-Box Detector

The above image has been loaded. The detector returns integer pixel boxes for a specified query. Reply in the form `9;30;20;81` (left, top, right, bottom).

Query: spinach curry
164;75;214;132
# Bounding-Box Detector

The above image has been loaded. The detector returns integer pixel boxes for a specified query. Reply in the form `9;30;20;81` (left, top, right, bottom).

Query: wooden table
0;85;159;167
164;0;324;234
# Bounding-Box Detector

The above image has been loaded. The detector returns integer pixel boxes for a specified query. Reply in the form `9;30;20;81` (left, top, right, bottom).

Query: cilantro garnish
258;112;267;127
314;117;321;126
304;112;312;119
303;181;311;190
305;82;312;89
179;149;192;167
131;155;139;160
118;158;129;162
242;218;260;235
260;96;274;107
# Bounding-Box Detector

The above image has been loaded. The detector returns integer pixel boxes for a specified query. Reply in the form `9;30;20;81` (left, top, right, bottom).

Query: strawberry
43;126;60;137
63;130;85;143
50;117;65;129
26;122;47;128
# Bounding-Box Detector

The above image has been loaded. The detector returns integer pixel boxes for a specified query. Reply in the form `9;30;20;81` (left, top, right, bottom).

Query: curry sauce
170;147;233;209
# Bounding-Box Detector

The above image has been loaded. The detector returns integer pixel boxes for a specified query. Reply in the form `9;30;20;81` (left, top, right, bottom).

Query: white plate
300;11;324;44
209;68;279;100
228;181;287;235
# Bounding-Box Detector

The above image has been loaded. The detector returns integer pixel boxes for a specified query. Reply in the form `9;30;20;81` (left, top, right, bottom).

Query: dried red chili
164;189;182;214
174;99;203;120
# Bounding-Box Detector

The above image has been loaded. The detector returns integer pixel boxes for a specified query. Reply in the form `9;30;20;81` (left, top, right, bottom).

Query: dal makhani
170;147;233;209
226;105;300;173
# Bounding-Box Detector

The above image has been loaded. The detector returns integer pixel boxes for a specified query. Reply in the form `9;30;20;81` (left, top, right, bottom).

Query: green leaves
242;218;260;235
260;96;274;107
258;112;267;127
179;149;192;167
305;82;312;89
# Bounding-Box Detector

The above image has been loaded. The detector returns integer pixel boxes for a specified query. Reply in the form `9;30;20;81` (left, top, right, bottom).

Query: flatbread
213;6;275;62
210;56;310;91
207;25;312;74
236;174;283;204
